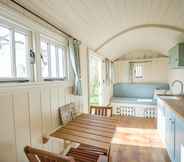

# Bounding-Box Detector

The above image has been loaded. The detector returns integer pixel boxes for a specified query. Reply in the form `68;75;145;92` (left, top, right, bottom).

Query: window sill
0;80;73;89
43;77;67;81
0;79;30;83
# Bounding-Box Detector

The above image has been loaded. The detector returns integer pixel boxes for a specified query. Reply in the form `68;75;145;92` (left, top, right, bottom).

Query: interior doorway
89;53;103;106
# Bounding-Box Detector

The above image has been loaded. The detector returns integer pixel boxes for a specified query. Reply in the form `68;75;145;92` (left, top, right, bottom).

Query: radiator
144;108;157;118
116;106;135;116
112;103;157;118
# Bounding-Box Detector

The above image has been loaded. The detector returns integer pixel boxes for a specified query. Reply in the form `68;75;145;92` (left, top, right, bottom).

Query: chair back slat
58;103;76;125
24;146;75;162
90;106;112;117
26;153;39;162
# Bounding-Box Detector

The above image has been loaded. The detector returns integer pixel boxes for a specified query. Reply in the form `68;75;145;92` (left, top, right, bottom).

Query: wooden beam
9;0;77;40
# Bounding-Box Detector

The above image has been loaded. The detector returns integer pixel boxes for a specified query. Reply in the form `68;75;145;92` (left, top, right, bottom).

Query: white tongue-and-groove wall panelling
0;83;82;162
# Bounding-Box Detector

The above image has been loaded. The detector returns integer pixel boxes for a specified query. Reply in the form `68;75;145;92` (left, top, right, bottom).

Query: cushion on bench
113;83;169;99
111;97;157;105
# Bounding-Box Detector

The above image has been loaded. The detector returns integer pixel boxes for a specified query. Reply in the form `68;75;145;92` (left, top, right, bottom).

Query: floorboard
110;116;170;162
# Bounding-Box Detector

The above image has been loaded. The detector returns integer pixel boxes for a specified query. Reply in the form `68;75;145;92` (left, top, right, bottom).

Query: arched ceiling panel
12;0;184;59
97;27;184;60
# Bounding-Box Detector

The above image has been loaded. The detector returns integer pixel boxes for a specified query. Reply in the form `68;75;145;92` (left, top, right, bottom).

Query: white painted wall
0;82;82;162
114;57;169;83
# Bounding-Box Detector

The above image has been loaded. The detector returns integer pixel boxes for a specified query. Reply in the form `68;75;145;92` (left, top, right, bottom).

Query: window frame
0;19;33;82
40;36;68;81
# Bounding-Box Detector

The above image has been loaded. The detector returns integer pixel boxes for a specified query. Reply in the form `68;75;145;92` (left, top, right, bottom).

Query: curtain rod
9;0;77;40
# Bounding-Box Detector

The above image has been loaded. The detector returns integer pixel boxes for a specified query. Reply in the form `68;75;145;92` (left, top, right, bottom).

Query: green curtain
69;38;82;96
105;58;110;86
111;62;115;83
129;62;134;83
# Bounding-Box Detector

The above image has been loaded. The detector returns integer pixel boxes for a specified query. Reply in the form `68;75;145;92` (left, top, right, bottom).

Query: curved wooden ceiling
13;0;184;59
95;24;184;51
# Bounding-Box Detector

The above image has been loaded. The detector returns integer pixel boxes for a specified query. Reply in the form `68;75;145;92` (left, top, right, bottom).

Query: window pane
15;32;28;78
0;26;12;77
58;48;65;78
50;45;57;77
135;63;143;78
41;41;49;78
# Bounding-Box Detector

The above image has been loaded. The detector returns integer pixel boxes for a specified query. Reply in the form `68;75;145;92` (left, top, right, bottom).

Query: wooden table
51;114;170;162
51;114;120;154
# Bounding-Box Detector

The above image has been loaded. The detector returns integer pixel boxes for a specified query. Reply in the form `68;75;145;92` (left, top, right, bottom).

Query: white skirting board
111;102;157;118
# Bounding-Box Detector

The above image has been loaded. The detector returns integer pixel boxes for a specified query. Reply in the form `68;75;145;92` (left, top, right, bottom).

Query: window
0;22;31;81
40;37;67;80
134;63;144;79
0;26;11;78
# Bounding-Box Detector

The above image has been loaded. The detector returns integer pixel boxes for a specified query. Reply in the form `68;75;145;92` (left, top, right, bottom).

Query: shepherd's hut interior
0;0;184;162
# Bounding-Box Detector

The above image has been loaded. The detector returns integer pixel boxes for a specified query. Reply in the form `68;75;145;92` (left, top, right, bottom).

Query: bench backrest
113;83;169;98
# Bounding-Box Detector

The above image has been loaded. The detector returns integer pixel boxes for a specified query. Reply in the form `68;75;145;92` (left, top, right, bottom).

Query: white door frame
88;50;105;106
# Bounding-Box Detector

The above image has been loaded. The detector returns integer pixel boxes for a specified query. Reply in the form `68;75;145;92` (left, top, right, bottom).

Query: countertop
158;95;184;121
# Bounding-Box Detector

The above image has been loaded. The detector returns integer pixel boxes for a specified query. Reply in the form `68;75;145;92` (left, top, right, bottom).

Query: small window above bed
134;63;144;79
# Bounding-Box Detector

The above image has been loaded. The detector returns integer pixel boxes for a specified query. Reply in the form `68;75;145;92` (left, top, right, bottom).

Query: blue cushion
113;83;169;99
111;97;157;105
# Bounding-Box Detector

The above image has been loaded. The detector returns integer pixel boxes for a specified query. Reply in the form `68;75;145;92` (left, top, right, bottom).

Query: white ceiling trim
95;24;184;52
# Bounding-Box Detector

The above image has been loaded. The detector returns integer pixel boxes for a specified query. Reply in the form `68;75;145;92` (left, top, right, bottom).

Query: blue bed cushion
113;83;169;99
111;97;157;105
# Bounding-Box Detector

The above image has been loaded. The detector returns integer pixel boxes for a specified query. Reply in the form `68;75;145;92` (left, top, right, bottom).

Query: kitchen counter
158;95;184;121
157;95;184;162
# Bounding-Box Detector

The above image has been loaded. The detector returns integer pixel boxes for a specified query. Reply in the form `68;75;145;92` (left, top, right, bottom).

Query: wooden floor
110;117;170;162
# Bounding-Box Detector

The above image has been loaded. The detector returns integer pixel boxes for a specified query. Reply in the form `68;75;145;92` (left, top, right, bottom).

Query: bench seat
111;97;157;105
111;83;169;117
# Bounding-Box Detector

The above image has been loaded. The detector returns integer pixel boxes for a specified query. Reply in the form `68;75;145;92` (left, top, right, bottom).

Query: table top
50;114;156;154
51;114;120;152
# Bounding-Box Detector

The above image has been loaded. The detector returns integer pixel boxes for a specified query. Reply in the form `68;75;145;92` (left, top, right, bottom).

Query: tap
171;80;184;95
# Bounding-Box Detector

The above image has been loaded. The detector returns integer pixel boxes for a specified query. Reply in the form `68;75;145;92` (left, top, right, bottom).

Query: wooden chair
67;144;108;162
24;145;107;162
90;106;112;117
58;103;76;125
24;146;75;162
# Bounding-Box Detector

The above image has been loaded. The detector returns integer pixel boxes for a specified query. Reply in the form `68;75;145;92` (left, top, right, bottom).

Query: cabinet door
175;117;184;162
165;109;171;151
170;117;176;162
160;105;166;143
178;44;184;66
169;46;179;68
164;108;175;162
